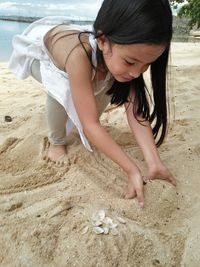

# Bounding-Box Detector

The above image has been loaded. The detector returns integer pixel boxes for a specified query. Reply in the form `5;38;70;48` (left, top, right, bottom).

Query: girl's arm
66;45;145;207
125;94;176;186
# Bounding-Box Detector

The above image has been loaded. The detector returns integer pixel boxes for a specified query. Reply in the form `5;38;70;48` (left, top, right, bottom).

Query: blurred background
0;0;199;61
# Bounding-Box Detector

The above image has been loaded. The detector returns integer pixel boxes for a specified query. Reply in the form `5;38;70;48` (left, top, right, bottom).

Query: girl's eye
124;60;135;66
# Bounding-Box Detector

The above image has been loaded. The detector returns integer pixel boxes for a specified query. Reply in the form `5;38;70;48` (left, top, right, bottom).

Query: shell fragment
91;210;124;235
103;227;109;235
103;217;113;225
92;210;106;222
81;226;89;235
92;220;103;226
93;226;104;234
109;223;118;229
111;227;119;236
116;216;126;224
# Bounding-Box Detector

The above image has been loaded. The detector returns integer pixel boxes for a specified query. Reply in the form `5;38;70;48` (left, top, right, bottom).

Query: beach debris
110;223;118;229
92;220;103;226
92;209;105;222
81;226;89;235
110;227;119;236
103;216;113;225
116;216;126;224
102;227;109;235
93;226;104;234
6;202;23;212
4;115;12;122
92;210;123;236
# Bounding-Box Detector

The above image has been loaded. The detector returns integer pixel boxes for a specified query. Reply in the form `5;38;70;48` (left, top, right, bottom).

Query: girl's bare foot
48;144;67;162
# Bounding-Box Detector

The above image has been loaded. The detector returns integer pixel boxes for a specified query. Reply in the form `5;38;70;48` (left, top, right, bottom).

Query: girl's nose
129;64;143;78
129;64;148;78
129;69;141;79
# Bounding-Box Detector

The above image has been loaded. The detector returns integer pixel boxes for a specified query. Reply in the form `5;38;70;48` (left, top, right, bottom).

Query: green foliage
170;0;200;28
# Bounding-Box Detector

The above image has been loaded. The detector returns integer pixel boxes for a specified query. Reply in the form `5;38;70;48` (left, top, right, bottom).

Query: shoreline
0;15;41;23
0;15;93;25
1;15;199;43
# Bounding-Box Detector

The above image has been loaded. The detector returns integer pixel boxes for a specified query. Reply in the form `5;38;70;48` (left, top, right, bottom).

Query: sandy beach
0;42;200;267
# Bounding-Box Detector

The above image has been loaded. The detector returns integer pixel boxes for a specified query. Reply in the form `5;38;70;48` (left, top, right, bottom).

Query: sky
0;0;188;19
0;0;103;20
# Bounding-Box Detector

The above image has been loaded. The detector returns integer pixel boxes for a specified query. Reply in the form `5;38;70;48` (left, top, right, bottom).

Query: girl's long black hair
50;0;172;146
92;0;173;146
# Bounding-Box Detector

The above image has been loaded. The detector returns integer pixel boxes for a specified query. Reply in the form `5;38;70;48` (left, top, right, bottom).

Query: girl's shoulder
44;24;92;72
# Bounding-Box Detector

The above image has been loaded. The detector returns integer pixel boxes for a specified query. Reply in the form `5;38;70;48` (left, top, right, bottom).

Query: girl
9;0;176;207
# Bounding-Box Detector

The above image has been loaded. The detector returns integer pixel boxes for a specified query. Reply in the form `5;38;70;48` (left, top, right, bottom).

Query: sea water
0;0;102;61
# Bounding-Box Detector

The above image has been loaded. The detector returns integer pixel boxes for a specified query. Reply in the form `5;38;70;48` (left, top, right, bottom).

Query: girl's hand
125;170;145;208
144;163;176;186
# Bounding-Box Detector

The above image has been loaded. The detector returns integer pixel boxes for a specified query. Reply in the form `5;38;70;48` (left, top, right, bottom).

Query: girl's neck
96;45;109;75
95;67;108;83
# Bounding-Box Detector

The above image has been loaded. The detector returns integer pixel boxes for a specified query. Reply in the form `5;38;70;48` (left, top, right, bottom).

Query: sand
0;42;200;267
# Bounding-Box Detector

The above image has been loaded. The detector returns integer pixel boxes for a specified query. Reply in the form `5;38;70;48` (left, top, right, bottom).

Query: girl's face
97;37;166;82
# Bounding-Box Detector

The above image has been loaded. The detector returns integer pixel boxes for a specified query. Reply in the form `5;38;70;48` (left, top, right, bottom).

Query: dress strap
88;34;97;80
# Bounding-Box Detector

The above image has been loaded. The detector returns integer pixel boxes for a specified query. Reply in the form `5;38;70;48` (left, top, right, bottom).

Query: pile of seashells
91;209;126;235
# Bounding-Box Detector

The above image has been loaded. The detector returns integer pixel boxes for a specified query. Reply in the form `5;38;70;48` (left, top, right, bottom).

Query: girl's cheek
142;65;149;73
112;62;126;74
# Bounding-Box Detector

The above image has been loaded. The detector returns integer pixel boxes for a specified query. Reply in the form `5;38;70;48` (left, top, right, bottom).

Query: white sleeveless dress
9;16;114;151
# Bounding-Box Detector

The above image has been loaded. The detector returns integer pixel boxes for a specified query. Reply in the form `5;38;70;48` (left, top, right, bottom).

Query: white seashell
92;210;106;222
109;223;118;229
103;227;109;235
111;227;119;236
93;226;104;234
103;217;113;225
116;216;126;224
92;220;103;226
81;226;89;235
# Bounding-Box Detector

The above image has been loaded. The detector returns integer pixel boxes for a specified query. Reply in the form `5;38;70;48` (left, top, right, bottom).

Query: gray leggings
31;59;111;145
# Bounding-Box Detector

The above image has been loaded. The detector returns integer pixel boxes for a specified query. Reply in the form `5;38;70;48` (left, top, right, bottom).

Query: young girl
9;0;176;207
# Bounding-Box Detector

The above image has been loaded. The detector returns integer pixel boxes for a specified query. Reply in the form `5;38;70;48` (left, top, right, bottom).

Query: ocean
0;0;102;61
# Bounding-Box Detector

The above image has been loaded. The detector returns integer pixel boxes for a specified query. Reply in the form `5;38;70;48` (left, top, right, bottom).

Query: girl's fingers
124;181;136;199
145;173;176;186
135;187;145;208
125;175;145;207
125;188;144;208
134;176;145;207
167;175;177;186
124;189;136;199
143;175;153;183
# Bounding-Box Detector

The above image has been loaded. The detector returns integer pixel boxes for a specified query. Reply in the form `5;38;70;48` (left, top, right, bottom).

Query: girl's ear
96;35;107;51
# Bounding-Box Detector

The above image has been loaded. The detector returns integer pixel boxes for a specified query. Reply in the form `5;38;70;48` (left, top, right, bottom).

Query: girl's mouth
121;75;134;81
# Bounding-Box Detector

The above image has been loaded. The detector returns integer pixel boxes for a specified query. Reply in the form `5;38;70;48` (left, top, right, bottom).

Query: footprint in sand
0;136;69;195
